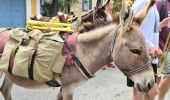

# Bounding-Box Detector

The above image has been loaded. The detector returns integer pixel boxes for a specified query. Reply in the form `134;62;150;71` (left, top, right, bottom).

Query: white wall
26;0;41;20
36;0;41;16
26;0;32;20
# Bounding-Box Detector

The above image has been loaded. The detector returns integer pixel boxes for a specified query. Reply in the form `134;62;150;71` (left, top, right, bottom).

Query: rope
157;33;170;76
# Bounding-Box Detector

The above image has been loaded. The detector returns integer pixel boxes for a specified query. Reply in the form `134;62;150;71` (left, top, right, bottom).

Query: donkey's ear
96;0;110;9
133;0;155;25
96;0;102;9
119;0;134;30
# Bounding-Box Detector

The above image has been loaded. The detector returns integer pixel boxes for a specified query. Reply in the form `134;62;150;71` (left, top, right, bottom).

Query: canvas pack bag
0;28;66;82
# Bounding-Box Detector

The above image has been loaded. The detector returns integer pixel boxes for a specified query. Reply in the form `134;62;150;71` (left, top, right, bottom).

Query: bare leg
143;83;158;100
132;87;144;100
0;76;13;100
62;86;73;100
156;76;161;85
158;77;170;100
57;87;63;100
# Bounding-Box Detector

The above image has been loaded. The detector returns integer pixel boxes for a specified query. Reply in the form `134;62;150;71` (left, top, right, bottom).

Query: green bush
113;0;122;12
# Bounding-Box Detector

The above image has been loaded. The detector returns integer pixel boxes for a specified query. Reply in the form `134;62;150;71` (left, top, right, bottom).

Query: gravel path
0;68;170;100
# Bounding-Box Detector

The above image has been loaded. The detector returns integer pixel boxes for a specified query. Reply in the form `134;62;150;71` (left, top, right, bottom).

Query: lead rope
64;40;93;79
157;34;170;76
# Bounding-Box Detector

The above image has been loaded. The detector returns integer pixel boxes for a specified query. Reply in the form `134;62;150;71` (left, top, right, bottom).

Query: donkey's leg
57;87;63;100
0;75;13;100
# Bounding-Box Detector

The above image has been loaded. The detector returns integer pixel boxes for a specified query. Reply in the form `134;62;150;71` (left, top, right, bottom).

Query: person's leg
127;77;143;100
158;52;170;100
156;76;161;84
132;87;143;100
143;83;158;100
158;77;170;100
143;64;158;100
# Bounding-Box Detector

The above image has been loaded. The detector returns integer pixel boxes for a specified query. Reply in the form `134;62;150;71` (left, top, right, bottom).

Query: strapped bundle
26;20;74;32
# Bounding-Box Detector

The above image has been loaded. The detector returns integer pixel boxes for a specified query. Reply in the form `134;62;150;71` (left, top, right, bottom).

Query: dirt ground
0;68;170;100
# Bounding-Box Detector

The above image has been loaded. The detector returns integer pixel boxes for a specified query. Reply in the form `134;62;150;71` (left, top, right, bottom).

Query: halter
123;59;151;76
110;25;151;76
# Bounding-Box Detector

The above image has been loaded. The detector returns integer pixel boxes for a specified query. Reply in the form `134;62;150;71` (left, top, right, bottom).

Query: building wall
0;0;26;27
70;0;97;17
0;0;41;28
26;0;41;20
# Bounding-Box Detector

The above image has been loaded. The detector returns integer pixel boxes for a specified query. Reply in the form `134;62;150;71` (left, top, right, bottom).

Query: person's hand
159;55;164;61
157;48;162;58
160;17;170;28
149;48;156;58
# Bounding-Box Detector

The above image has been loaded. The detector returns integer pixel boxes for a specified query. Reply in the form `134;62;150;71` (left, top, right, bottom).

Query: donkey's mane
78;23;116;43
79;18;110;33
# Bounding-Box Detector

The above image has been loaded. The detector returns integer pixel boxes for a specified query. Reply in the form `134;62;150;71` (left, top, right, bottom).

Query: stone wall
70;0;97;17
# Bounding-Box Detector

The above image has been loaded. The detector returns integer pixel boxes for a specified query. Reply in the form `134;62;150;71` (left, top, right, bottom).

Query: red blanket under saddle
0;31;9;54
62;33;78;66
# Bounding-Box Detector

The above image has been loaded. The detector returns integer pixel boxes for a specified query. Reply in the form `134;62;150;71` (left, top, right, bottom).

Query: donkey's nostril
148;83;152;90
136;83;142;92
148;83;152;89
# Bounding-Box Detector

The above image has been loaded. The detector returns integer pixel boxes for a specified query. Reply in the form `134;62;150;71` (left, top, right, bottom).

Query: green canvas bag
0;28;66;82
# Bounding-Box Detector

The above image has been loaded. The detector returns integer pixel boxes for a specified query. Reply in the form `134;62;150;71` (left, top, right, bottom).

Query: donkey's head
112;0;155;92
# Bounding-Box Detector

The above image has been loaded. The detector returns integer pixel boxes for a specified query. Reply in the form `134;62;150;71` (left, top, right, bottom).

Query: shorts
127;64;157;87
160;52;170;77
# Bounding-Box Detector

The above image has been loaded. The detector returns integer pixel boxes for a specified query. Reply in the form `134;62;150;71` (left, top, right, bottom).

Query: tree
42;0;78;17
113;0;122;12
58;0;78;13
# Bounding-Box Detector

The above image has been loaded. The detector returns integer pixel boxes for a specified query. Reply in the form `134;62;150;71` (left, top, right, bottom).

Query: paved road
0;68;170;100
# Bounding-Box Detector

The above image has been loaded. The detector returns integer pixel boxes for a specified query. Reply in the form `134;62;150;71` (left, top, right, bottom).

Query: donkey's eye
130;49;141;55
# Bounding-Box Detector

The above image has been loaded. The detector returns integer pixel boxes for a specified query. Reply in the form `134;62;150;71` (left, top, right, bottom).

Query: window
82;0;92;11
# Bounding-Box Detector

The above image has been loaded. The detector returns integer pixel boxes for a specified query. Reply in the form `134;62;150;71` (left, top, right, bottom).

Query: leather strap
8;39;23;74
64;40;93;79
28;34;43;80
45;79;61;87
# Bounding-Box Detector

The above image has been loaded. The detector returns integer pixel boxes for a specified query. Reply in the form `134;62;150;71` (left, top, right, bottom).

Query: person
126;0;168;100
96;0;114;22
154;0;170;100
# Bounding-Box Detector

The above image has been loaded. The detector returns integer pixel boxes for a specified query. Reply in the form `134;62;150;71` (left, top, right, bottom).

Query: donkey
0;0;155;100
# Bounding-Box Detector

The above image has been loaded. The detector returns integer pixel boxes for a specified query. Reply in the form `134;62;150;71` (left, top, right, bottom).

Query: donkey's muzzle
135;79;155;92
